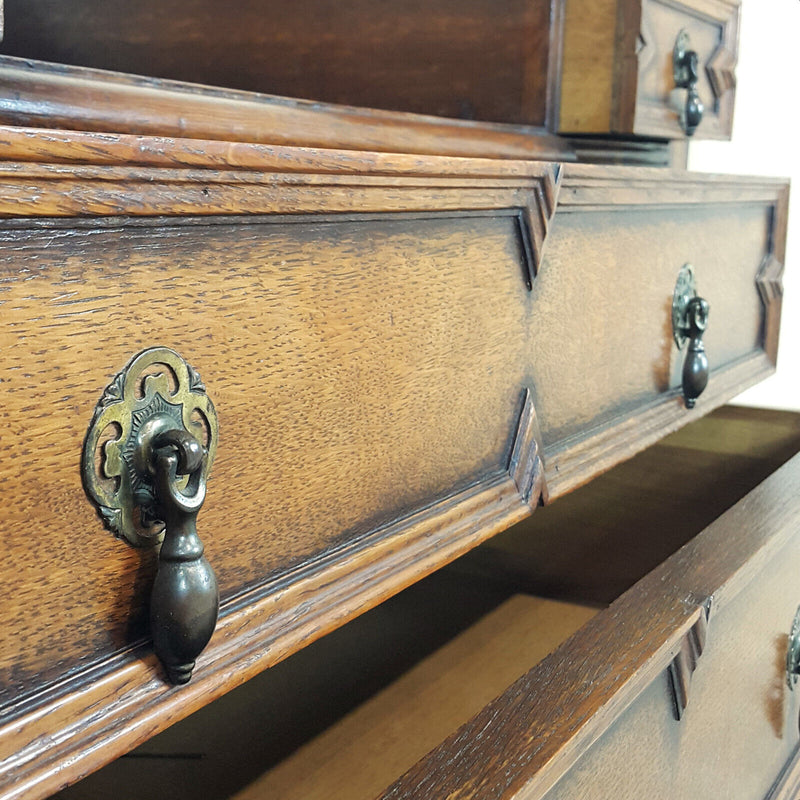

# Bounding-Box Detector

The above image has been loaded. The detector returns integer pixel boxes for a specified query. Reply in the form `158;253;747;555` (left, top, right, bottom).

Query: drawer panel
541;505;800;800
0;211;533;692
560;0;739;140
0;137;787;799
379;418;800;800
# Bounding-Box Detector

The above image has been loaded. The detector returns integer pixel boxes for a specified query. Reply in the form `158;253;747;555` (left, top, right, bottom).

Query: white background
688;0;799;409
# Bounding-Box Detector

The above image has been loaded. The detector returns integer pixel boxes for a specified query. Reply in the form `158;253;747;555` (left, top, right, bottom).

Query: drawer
49;407;800;800
0;134;787;798
380;408;800;800
0;2;559;129
560;0;739;140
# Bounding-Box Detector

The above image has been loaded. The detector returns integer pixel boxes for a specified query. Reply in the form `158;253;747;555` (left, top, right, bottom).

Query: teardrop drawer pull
786;606;800;690
673;29;705;136
672;265;710;409
82;347;219;684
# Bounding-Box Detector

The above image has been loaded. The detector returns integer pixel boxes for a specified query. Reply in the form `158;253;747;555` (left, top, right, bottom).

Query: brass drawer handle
673;265;710;409
787;606;800;689
83;347;219;684
673;30;704;136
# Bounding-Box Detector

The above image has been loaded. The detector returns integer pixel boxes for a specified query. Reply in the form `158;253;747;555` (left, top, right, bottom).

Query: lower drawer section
51;407;800;800
1;145;789;800
542;484;800;800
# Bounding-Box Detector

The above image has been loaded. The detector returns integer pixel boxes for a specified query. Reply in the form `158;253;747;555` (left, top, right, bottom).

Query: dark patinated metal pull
149;428;218;684
673;265;710;409
787;606;800;690
83;347;219;684
673;30;704;136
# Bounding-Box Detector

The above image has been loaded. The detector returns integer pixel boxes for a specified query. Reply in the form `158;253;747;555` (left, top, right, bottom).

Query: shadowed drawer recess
0;138;787;799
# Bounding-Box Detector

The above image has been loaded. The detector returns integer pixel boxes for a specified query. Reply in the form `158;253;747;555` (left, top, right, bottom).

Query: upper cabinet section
0;0;561;129
0;0;739;143
560;0;739;140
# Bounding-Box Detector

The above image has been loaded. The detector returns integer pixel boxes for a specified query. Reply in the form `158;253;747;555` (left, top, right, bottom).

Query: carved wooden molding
706;40;737;100
521;163;562;287
667;599;710;719
508;388;548;507
757;254;785;306
756;184;789;366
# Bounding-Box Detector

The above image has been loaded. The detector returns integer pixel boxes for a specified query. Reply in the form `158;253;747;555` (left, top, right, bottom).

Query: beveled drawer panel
541;529;800;800
560;0;739;140
0;134;787;799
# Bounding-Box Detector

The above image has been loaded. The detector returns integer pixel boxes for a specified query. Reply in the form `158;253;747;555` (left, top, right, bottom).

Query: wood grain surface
0;212;536;699
0;0;556;126
541;486;800;798
0;139;788;799
0;56;571;161
379;429;800;800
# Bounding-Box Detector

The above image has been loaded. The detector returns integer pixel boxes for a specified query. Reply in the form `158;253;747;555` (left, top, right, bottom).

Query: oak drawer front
560;0;739;140
539;165;786;498
0;140;787;799
541;498;800;800
380;437;800;800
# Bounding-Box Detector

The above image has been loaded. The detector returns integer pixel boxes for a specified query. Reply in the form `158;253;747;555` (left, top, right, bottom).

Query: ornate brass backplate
82;347;218;547
787;606;800;690
672;263;697;350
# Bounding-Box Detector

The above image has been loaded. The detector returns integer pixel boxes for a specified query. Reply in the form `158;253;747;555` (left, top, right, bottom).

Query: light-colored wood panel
559;0;619;133
233;596;596;800
49;592;597;800
533;202;768;443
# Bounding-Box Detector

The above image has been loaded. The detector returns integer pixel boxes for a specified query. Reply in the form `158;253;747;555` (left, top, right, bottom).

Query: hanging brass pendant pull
672;265;710;409
82;347;219;684
673;30;704;136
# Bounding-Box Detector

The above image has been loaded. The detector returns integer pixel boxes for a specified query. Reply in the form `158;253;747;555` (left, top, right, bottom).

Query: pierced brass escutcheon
83;347;219;684
787;606;800;690
82;347;218;546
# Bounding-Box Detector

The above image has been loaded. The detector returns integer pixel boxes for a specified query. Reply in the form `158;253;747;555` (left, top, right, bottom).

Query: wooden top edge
0;55;573;162
0;125;569;178
562;162;791;188
0;126;791;198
